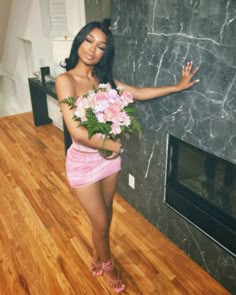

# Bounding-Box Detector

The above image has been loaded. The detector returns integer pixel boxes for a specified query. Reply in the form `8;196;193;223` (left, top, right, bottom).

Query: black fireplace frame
164;134;236;257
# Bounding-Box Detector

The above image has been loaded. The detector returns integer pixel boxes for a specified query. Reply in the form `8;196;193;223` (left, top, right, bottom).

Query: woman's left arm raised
115;61;199;101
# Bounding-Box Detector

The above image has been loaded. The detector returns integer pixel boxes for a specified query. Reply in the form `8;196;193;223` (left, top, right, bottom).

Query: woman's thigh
73;181;109;229
100;172;120;208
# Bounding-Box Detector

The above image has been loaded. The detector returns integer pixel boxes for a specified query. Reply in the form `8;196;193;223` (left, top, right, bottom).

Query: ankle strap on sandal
102;259;114;271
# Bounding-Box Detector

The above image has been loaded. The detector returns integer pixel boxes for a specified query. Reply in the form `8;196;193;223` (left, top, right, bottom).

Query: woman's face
78;28;107;66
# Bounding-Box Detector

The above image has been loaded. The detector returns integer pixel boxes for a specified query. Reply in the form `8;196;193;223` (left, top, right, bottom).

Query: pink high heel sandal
91;260;103;277
102;260;125;293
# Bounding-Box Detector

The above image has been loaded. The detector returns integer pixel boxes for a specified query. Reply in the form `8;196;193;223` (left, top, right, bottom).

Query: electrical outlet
128;174;135;189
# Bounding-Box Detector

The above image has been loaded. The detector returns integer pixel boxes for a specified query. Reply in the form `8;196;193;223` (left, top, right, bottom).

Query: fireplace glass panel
177;142;236;219
165;135;236;256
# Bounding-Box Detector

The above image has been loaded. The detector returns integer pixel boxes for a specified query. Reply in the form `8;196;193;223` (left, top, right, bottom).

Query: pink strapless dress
65;139;121;187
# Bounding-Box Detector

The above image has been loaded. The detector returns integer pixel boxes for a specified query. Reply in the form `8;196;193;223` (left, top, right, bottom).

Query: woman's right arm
55;74;121;153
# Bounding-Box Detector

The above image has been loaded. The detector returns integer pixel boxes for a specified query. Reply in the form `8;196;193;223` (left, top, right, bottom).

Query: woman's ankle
92;250;101;262
102;259;114;271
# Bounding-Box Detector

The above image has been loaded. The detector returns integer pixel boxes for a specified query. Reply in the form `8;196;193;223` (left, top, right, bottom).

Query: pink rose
110;122;121;135
96;91;108;102
104;104;121;121
122;91;134;103
119;112;131;126
108;89;118;99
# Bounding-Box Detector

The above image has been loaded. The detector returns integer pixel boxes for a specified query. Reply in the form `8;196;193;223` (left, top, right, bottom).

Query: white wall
3;0;51;77
0;0;12;63
1;0;50;115
0;0;111;123
1;0;86;124
2;0;86;77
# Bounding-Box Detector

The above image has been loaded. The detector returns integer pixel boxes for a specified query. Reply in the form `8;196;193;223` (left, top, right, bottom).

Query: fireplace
164;134;236;257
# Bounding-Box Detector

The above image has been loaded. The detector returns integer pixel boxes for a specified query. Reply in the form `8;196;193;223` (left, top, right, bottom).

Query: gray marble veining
111;0;236;293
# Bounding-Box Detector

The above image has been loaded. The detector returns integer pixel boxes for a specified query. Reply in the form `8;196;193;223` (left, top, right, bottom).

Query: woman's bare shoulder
55;72;75;85
55;72;77;99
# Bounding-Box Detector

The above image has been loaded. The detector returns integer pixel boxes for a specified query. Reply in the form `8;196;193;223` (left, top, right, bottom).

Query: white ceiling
0;0;12;62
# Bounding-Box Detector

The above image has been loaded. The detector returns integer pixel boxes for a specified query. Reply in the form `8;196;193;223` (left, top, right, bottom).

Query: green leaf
93;85;98;93
124;106;135;114
59;97;76;109
130;116;142;139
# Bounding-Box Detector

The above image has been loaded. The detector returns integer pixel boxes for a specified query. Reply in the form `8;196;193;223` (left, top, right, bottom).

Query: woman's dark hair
62;21;115;88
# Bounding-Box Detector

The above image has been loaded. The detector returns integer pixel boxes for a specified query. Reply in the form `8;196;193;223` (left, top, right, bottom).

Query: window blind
49;0;68;37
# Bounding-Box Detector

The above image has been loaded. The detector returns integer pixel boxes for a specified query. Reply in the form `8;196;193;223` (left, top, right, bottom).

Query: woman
55;21;199;293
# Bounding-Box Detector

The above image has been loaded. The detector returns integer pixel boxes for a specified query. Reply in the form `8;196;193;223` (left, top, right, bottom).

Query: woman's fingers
182;62;199;80
106;152;120;160
182;61;193;75
189;79;200;87
190;66;199;78
178;61;200;90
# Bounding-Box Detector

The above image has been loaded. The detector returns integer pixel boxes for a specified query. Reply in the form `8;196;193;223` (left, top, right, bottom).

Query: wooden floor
0;112;231;295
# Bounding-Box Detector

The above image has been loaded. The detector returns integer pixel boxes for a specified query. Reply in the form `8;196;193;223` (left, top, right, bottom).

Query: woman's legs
100;172;120;231
73;172;124;289
73;172;119;262
100;173;125;292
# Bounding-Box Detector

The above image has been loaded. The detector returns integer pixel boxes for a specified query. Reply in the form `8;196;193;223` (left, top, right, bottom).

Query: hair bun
103;18;111;30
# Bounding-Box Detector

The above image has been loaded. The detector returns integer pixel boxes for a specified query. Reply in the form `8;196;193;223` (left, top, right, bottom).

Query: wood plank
0;112;231;295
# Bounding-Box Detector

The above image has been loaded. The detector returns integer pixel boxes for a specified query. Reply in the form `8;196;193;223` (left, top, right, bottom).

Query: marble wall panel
111;0;236;293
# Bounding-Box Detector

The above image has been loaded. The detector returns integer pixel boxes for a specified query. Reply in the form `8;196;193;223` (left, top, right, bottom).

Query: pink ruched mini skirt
65;142;121;187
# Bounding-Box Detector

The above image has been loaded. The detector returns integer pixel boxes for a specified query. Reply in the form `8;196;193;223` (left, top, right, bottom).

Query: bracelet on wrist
119;145;124;154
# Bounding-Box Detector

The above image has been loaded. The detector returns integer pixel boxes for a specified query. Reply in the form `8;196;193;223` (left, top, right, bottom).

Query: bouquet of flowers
60;83;142;157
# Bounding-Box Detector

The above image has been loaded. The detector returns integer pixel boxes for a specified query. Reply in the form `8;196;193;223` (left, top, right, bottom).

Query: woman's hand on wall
176;61;199;91
115;61;199;101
